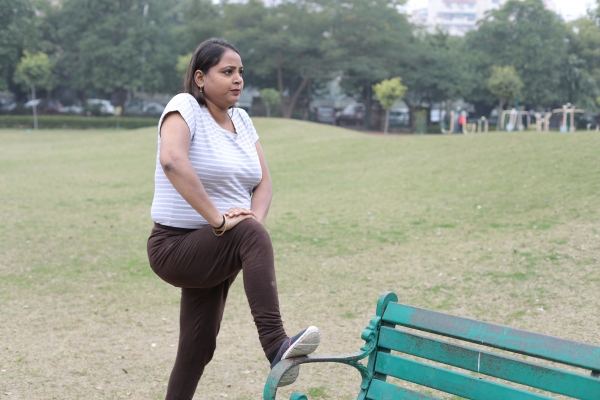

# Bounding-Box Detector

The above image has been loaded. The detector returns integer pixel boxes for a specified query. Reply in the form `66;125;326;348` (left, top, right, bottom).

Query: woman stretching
147;38;320;399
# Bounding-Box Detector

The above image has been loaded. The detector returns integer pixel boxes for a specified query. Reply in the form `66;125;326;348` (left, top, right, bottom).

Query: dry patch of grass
0;123;599;399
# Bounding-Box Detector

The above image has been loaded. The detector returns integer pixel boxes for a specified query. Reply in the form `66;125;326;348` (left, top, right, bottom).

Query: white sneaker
271;326;321;386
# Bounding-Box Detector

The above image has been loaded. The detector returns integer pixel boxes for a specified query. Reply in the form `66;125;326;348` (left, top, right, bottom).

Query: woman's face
195;49;244;110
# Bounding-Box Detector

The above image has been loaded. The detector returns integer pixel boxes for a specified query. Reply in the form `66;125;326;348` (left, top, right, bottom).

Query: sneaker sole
279;365;300;387
281;326;321;360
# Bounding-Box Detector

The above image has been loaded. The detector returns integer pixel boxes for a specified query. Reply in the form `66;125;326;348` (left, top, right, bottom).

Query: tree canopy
373;77;408;134
464;0;569;109
1;0;599;125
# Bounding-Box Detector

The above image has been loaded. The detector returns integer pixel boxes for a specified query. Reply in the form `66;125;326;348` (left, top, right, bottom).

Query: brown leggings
147;219;288;400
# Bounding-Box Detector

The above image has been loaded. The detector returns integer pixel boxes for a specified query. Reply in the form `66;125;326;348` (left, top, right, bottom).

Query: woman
147;38;320;399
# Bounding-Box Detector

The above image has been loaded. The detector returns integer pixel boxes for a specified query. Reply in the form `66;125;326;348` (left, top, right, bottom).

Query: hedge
0;115;158;130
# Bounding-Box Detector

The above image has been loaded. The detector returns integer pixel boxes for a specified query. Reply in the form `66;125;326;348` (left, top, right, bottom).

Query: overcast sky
404;0;595;21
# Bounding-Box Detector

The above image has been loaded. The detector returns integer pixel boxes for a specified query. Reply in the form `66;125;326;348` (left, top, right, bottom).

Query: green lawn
1;121;599;399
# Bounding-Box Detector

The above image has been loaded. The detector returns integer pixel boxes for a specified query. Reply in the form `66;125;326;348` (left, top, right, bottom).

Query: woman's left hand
225;207;257;220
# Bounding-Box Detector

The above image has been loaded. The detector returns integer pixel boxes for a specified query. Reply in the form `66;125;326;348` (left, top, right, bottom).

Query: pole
30;82;38;130
141;3;148;113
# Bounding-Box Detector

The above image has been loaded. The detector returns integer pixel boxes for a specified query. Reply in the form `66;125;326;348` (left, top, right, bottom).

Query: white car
87;99;115;115
24;99;42;108
58;103;84;115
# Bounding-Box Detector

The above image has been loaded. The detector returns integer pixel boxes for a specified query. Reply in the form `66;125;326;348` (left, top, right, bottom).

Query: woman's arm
250;141;272;224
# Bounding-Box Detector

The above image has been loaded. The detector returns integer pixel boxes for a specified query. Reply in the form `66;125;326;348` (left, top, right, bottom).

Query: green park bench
264;291;600;399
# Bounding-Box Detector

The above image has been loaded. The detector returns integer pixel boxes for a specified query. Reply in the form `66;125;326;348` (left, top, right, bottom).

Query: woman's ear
194;70;204;88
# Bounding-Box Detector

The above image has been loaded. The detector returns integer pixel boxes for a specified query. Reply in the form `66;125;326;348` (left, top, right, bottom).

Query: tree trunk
384;108;390;135
114;88;127;109
277;50;285;117
265;104;271;118
496;99;504;131
275;47;311;119
408;105;418;132
365;82;371;130
30;82;38;130
282;76;310;119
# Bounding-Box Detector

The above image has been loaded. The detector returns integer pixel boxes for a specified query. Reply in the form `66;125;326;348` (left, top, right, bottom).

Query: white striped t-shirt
151;93;262;229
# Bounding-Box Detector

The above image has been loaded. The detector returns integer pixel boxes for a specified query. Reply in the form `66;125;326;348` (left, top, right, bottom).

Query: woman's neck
205;99;235;133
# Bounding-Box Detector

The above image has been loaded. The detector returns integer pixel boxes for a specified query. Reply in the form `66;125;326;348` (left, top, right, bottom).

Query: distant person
457;112;466;133
147;38;320;399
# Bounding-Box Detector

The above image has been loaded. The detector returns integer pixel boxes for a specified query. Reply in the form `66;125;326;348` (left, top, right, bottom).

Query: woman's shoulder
159;93;204;137
166;93;199;111
233;107;254;128
232;108;258;142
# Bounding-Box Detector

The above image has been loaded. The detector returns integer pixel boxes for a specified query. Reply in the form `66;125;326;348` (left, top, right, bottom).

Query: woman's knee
239;218;271;241
236;218;273;256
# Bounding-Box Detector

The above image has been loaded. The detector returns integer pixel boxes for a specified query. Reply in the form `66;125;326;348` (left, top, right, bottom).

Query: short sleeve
236;108;259;143
158;93;198;138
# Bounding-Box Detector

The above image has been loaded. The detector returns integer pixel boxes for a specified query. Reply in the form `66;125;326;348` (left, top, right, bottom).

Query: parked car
124;101;144;115
43;99;63;114
388;108;410;127
58;101;84;115
24;99;43;108
0;100;17;114
143;102;165;116
124;101;165;116
87;99;115;115
335;103;365;126
312;106;335;124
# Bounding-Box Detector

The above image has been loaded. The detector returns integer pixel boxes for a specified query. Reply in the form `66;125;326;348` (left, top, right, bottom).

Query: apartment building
425;0;556;36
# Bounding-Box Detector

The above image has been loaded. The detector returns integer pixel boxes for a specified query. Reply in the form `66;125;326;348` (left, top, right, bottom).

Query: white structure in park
425;0;556;36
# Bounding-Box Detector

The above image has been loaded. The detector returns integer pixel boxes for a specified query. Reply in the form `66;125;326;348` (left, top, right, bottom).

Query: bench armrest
263;352;371;399
264;316;382;399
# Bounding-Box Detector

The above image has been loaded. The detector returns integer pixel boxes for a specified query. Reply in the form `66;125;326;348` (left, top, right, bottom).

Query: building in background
408;7;429;25
425;0;555;36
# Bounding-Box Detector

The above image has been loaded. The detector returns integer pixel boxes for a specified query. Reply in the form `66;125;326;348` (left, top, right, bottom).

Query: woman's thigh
148;218;271;288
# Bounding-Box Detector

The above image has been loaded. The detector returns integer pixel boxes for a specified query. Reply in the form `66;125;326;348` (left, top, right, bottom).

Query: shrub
0;115;157;130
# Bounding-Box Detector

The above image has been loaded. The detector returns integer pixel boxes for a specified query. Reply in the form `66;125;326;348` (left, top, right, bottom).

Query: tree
400;30;472;129
53;0;179;107
487;66;523;129
13;51;53;130
224;0;333;119
566;14;600;112
372;77;407;135
171;0;223;53
325;0;412;127
260;88;280;117
0;0;37;94
465;0;569;109
175;52;192;89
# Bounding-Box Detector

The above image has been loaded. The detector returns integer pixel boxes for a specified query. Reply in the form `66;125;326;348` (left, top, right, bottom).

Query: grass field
1;121;599;399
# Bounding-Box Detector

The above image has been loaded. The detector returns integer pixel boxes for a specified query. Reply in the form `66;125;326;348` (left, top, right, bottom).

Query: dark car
335;103;365;126
24;99;64;114
44;99;63;114
313;106;335;124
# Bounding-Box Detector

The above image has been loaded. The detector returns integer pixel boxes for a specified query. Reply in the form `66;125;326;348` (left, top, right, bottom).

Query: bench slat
375;352;554;400
378;326;600;399
383;303;600;371
366;379;442;400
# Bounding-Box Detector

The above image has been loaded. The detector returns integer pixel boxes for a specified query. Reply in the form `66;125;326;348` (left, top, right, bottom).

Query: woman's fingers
225;208;255;218
224;212;256;230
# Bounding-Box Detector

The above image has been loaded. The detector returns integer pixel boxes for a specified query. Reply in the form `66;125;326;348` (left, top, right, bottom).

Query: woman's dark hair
183;38;240;106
